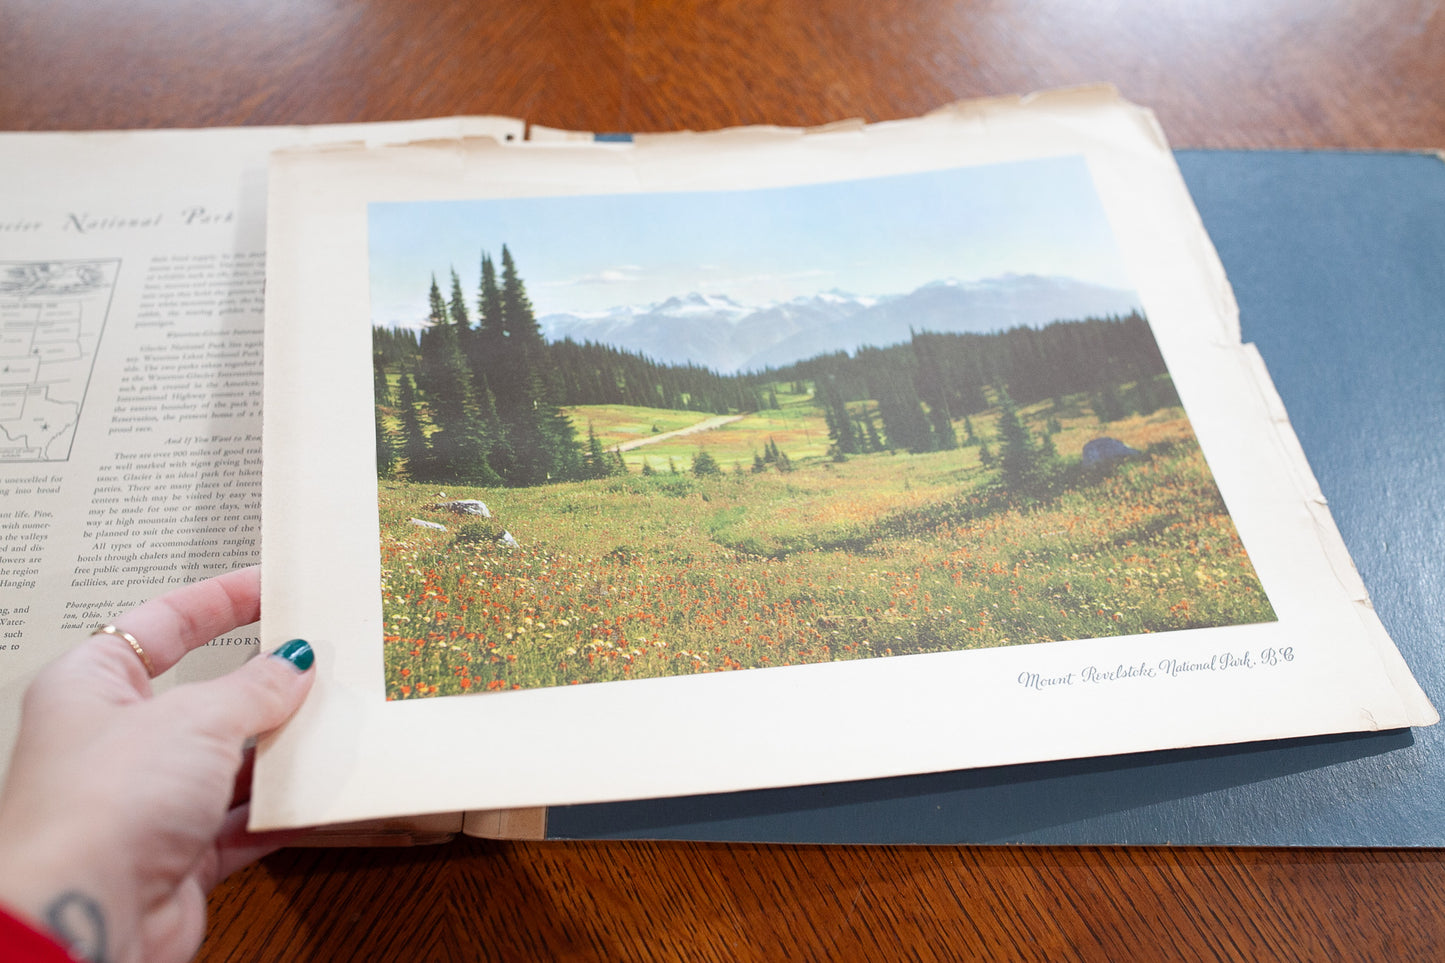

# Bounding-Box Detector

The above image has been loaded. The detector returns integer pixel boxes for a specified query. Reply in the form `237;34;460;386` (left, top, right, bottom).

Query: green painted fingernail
272;638;314;671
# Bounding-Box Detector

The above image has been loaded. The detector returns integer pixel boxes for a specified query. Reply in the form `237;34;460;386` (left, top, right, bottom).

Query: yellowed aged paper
0;118;524;789
253;88;1434;831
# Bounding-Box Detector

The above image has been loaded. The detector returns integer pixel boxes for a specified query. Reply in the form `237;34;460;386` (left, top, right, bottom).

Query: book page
0;118;525;787
253;88;1435;830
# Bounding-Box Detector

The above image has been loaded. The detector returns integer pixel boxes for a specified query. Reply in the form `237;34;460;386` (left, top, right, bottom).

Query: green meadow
379;391;1275;700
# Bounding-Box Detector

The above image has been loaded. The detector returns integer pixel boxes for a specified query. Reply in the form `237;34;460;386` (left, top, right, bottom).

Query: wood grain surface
4;1;1444;959
2;0;1442;148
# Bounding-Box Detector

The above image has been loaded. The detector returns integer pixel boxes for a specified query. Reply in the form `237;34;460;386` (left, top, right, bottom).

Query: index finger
102;566;262;676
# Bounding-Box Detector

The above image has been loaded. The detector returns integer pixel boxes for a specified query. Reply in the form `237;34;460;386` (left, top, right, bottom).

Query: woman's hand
0;567;314;963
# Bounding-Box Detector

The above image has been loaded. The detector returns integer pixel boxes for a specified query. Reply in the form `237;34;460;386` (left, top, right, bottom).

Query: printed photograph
368;157;1276;701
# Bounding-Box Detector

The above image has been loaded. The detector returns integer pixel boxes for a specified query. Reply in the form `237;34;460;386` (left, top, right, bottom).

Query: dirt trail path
613;414;745;451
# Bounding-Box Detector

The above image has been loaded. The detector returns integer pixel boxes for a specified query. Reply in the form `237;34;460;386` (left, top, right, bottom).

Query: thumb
180;639;316;742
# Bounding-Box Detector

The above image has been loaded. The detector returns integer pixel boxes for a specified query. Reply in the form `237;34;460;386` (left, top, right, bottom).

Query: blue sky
368;155;1134;325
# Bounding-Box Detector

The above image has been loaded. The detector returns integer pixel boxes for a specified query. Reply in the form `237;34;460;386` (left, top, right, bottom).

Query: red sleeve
0;906;75;963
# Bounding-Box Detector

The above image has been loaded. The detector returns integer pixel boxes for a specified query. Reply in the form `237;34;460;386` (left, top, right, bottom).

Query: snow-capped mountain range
381;276;1142;372
535;275;1141;374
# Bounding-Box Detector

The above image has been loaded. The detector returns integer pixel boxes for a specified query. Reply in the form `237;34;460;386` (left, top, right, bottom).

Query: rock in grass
434;499;491;517
1081;437;1142;467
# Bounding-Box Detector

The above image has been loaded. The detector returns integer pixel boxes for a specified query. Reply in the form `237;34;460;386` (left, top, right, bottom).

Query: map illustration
0;259;119;462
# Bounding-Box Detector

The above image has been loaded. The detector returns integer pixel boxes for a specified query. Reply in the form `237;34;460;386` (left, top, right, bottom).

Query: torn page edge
528;125;596;143
463;87;1126;153
271;115;528;158
923;82;1122;124
268;87;1146;160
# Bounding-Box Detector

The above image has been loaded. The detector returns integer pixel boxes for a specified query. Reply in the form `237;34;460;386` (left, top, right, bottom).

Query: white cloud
539;265;646;287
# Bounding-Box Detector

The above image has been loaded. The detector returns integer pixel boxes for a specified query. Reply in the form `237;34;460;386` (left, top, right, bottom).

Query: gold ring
94;624;156;677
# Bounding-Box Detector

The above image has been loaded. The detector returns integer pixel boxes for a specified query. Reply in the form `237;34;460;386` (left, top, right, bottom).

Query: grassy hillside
377;393;1274;699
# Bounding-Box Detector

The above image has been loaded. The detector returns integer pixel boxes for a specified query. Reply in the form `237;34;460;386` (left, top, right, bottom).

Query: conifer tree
477;253;504;342
542;405;583;482
583;423;613;480
500;245;543;348
1132;376;1160;416
469;252;503;378
448;268;470;330
372;325;419;366
930;407;959;451
995;392;1041;491
396;372;430;478
484;246;580;484
426;274;447;328
691;450;722;477
416;284;498;485
912;333;958;451
374;409;396;477
861;405;885;452
818;374;859;454
874;370;934;454
851;414;870;452
1093;382;1129;423
373;352;393;407
475;378;510;474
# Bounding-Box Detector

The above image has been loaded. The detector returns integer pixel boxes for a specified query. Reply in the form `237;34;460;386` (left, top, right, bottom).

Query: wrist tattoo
44;891;107;963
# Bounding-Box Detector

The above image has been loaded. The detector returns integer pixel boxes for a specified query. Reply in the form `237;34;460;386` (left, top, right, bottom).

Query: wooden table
5;1;1444;958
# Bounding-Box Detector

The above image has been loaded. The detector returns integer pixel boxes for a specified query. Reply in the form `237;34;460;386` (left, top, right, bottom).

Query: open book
250;88;1436;835
0;117;519;824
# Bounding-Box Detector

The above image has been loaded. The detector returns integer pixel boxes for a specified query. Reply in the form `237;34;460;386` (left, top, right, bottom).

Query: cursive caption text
1018;647;1295;692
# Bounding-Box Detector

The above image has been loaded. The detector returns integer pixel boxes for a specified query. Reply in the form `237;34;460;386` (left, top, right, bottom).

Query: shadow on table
549;728;1423;845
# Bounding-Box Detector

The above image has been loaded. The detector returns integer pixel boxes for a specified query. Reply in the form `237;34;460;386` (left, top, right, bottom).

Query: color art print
369;157;1276;701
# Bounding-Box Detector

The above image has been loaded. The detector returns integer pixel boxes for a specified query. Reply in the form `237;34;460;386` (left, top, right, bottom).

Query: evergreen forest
373;246;1177;487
